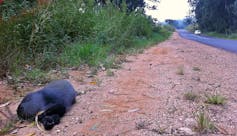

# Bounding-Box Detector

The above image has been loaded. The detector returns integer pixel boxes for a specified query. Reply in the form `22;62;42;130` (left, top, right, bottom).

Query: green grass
61;44;109;67
205;94;226;105
195;112;216;133
60;30;171;69
0;0;172;84
205;32;237;40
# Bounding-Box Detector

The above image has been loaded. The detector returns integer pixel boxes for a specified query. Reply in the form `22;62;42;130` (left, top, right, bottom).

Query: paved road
177;29;237;53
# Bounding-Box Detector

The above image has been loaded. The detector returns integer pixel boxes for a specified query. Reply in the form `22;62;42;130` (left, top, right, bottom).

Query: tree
189;0;237;33
94;0;159;13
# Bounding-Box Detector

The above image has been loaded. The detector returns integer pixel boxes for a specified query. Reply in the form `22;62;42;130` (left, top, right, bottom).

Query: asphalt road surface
177;29;237;53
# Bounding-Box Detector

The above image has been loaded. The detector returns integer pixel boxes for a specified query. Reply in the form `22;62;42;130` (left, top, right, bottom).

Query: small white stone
73;132;77;136
178;127;196;135
10;129;18;134
185;118;196;127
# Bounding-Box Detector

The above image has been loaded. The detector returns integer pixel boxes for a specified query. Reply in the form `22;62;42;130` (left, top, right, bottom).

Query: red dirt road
3;32;237;136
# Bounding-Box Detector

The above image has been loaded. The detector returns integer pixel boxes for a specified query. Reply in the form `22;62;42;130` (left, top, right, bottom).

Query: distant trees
94;0;159;12
188;0;237;33
94;0;144;10
165;19;189;29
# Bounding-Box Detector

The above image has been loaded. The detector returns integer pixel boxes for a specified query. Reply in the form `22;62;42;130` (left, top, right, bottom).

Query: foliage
205;32;237;40
61;44;108;67
92;7;153;50
0;0;37;20
189;0;237;33
0;0;170;82
95;0;146;12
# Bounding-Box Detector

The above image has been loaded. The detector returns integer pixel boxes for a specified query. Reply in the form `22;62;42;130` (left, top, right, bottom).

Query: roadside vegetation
0;0;172;84
205;94;226;105
205;32;237;40
187;0;237;39
195;112;216;133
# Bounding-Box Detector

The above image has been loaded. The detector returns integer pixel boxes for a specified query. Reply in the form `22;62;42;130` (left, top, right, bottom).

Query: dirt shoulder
3;32;237;136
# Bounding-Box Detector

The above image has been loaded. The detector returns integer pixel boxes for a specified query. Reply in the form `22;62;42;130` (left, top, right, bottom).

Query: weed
193;67;201;71
0;121;14;135
184;91;198;101
23;69;49;85
0;0;171;83
96;78;102;86
195;112;216;133
176;66;184;75
0;102;17;135
103;55;118;69
205;95;225;105
106;69;114;77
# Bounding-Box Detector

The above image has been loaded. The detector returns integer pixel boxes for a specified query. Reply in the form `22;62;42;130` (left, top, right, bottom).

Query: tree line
189;0;237;33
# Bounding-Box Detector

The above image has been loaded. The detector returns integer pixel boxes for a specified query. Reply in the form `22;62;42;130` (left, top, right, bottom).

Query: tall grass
0;0;172;81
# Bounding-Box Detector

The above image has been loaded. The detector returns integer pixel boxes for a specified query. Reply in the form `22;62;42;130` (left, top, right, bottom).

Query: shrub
205;94;225;105
0;0;36;20
93;7;153;50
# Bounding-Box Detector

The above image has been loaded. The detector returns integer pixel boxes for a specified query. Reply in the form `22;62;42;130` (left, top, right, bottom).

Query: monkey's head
17;95;36;120
38;114;60;130
17;92;44;120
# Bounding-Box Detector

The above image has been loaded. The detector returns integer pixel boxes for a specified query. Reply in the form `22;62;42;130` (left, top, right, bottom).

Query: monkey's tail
35;111;46;132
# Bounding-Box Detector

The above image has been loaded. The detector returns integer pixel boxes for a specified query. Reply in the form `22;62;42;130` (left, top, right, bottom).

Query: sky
145;0;190;22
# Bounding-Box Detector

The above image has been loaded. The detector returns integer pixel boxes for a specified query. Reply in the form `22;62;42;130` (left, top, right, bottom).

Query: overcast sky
145;0;190;22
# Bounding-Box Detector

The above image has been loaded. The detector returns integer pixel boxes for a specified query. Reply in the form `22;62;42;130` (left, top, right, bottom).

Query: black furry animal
17;80;77;130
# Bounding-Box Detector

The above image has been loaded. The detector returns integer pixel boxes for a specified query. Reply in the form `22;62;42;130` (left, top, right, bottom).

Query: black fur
17;80;77;130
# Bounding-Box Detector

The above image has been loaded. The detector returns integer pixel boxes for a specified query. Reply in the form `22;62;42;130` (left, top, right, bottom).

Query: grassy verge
0;0;172;85
60;29;171;69
6;28;171;86
205;32;237;40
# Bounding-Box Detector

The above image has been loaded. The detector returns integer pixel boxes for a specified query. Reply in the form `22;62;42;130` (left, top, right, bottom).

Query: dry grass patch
106;69;114;77
193;66;201;71
184;91;198;101
176;66;184;75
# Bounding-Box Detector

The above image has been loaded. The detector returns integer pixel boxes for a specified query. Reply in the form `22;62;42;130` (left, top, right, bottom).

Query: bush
0;0;36;20
93;7;153;50
0;0;171;80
